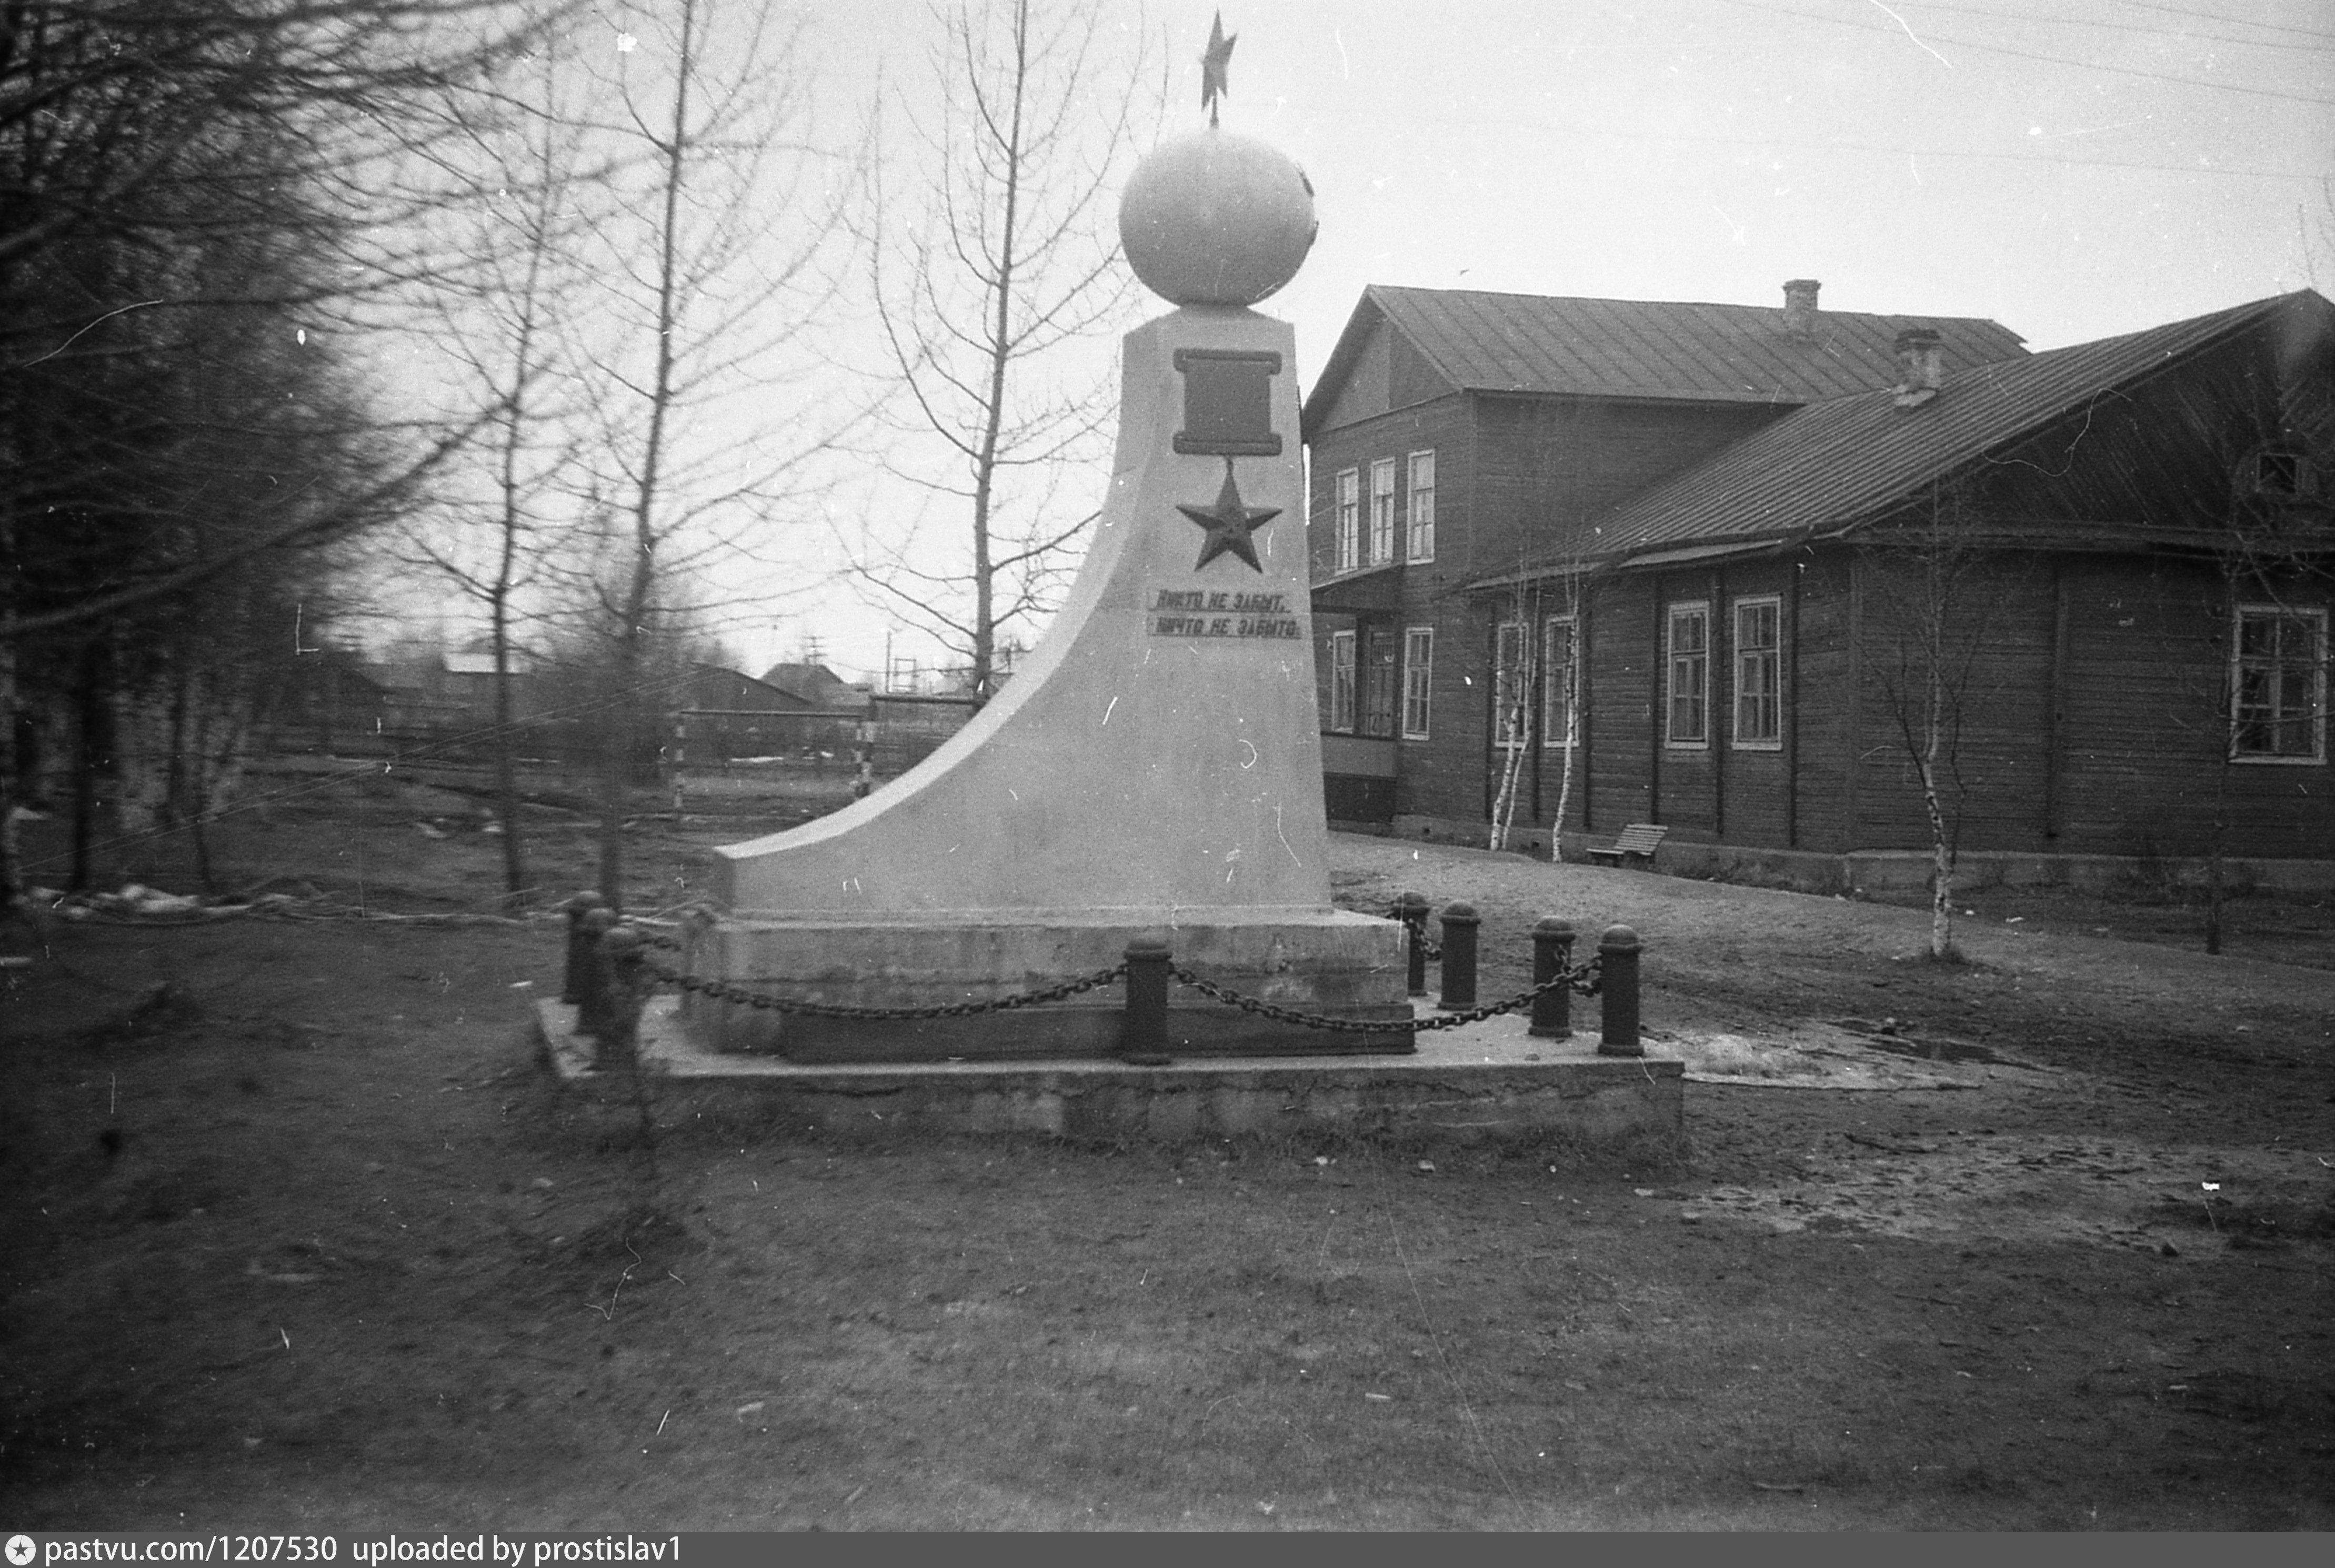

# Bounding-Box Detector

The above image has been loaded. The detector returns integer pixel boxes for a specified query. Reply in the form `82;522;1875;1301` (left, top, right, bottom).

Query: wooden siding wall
2053;558;2332;859
1306;397;1474;585
1467;396;1787;570
1574;558;1813;848
1309;319;1452;434
1789;554;1856;851
2003;328;2327;535
1840;552;2059;854
2055;557;2220;851
1396;593;1491;822
1796;551;2324;861
1307;395;1480;823
1586;575;1657;831
1309;390;1798;830
1567;549;2335;862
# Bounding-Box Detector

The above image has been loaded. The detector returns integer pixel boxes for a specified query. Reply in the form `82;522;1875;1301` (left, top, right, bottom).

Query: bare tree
567;0;859;906
403;17;603;907
2193;429;2334;954
0;1;555;912
1543;573;1586;861
1488;596;1534;852
850;0;1158;700
1859;480;2015;962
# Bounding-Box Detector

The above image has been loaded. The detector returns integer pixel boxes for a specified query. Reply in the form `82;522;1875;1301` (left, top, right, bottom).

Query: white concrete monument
683;38;1409;1061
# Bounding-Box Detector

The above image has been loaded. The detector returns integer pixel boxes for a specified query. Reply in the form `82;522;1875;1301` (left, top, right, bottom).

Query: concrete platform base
537;996;1682;1147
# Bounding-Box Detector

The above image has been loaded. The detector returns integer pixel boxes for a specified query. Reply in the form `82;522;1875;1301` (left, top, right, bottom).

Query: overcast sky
751;0;2335;677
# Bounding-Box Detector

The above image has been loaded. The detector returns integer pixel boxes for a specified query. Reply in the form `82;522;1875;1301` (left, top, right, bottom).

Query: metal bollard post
596;923;644;1071
1530;917;1576;1039
1597;923;1642;1057
1436;901;1479;1012
1121;939;1172;1066
1394;891;1431;997
574;906;618;1039
560;891;606;1003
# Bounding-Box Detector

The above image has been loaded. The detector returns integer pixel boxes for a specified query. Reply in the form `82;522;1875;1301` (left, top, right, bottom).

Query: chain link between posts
636;954;1130;1021
1171;957;1601;1033
626;945;1602;1034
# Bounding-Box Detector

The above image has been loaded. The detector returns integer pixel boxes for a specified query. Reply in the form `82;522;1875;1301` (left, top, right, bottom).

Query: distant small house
758;662;869;714
270;646;394;751
677;664;833;760
867;691;979;772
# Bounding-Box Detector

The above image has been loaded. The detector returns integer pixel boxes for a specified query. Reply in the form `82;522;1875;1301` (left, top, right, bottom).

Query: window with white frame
1402;626;1434;740
2231;604;2326;762
1666;600;1709;747
1361;626;1397;737
1732;596;1782;748
1406;450;1437;562
1369;459;1396;566
1541;614;1578;749
1493;620;1530;747
1334;468;1360;573
1327;629;1357;732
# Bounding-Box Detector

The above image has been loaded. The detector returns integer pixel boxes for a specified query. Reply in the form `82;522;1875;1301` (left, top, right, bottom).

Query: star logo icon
8;1536;35;1567
1178;459;1279;572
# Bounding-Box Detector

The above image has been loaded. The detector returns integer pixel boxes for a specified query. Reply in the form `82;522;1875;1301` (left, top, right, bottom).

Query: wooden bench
1584;823;1668;868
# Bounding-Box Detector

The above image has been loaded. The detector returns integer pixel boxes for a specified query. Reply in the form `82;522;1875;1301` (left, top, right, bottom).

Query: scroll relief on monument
1146;345;1300;640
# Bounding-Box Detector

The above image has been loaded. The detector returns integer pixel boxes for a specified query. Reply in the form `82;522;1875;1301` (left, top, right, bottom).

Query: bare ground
1;769;2329;1529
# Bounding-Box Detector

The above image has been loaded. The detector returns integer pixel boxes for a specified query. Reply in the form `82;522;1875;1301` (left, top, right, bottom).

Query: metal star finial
1178;459;1279;572
1200;12;1235;127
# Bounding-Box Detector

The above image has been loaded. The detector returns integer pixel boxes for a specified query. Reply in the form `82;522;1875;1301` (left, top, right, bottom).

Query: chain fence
614;943;1600;1036
636;955;1130;1021
1169;959;1599;1034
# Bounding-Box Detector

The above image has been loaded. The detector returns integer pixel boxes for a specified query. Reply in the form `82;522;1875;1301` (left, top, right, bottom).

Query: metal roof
1487;289;2332;579
1303;285;2028;429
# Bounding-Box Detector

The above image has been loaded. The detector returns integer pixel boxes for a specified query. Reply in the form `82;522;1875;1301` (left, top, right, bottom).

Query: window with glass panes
1732;597;1781;747
1402;627;1434;739
1406;450;1436;562
1361;626;1397;737
2232;605;2326;762
1369;459;1396;565
1667;601;1709;746
1334;469;1359;572
1541;615;1578;748
1327;629;1357;732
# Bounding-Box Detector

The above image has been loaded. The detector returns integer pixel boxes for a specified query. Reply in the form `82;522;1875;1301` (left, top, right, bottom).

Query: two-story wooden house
1301;281;2027;828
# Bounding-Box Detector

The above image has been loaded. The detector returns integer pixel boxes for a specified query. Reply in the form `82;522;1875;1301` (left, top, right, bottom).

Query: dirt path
1332;834;2334;1300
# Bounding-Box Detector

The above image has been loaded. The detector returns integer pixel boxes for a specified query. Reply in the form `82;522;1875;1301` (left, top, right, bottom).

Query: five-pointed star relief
1178;460;1278;572
1201;13;1235;125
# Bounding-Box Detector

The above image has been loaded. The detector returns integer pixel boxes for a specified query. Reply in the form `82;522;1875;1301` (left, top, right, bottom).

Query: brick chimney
1893;327;1943;409
1782;279;1820;340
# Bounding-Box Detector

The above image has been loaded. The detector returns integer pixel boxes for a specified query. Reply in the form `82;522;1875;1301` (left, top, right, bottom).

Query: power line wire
2113;0;2335;46
1306;100;2326;184
1911;0;2335;52
1713;0;2335;107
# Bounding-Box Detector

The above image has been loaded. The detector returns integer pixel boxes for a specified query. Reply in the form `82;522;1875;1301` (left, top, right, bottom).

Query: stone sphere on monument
1119;127;1317;308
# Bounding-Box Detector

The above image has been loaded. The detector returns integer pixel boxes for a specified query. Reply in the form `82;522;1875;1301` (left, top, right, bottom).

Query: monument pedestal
682;909;1410;1062
682;156;1402;1064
